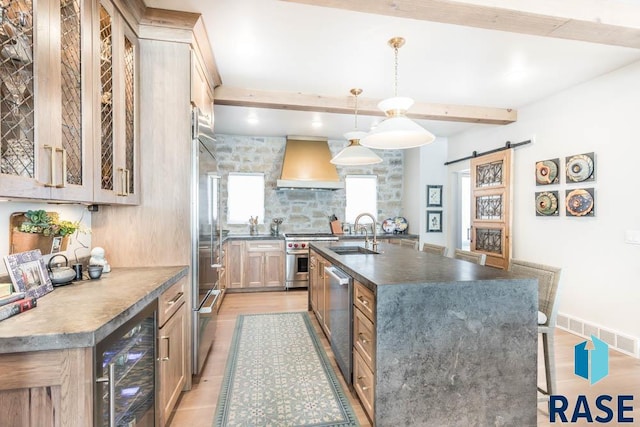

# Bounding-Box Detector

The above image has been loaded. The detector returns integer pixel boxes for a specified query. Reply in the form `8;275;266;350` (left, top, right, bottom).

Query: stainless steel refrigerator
191;106;222;375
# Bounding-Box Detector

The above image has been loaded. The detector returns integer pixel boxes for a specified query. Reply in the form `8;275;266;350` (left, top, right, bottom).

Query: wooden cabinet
0;0;94;201
191;49;213;119
225;240;284;290
309;249;330;339
244;240;284;288
353;280;376;422
225;240;244;289
93;0;139;205
157;278;187;426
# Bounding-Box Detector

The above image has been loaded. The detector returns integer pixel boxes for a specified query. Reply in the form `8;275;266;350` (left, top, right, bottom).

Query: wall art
535;191;559;216
565;188;595;217
535;158;560;185
426;185;443;207
566;152;595;183
426;210;443;233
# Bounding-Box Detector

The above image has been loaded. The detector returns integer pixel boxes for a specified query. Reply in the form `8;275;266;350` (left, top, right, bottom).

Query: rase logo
550;335;634;424
574;335;609;384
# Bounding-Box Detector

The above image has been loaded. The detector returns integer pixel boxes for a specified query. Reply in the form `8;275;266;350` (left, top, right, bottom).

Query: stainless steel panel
326;265;353;384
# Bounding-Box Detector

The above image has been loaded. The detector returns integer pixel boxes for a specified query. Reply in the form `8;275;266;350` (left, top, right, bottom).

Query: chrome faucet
354;212;378;251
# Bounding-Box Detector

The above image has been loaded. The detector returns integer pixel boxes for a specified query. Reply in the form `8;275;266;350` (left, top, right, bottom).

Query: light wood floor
169;291;640;426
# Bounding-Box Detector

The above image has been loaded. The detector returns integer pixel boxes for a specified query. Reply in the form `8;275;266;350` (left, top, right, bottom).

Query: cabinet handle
117;168;126;196
160;336;170;361
167;292;184;305
357;296;369;306
44;145;55;187
125;168;131;195
57;148;67;188
96;362;116;427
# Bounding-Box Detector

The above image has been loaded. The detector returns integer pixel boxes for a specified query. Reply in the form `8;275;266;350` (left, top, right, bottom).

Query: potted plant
10;210;89;255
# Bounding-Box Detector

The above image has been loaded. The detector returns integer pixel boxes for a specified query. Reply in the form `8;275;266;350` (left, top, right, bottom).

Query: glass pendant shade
359;37;436;150
360;96;436;149
330;131;383;165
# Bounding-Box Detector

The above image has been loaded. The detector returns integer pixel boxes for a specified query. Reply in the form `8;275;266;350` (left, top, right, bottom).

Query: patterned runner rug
214;312;360;427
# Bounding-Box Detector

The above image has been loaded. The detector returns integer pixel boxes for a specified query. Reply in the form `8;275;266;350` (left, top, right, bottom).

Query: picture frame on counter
426;210;443;233
3;250;53;299
427;185;443;207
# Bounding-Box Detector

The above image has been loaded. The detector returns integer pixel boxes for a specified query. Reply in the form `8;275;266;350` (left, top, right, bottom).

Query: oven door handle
287;250;309;255
198;289;221;314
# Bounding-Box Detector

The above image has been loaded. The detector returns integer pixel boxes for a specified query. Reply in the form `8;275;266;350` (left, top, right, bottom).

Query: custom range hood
276;136;344;190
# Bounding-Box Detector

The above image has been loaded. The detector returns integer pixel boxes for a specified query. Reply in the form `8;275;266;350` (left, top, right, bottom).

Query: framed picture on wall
426;185;443;207
426;210;443;233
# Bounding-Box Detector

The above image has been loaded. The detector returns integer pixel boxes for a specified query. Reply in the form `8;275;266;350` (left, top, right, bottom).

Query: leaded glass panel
476;195;503;220
60;0;82;185
124;34;134;194
99;4;113;191
0;1;34;178
475;160;503;188
475;228;502;254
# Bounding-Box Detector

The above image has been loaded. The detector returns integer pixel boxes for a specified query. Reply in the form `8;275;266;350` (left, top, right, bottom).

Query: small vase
249;224;257;235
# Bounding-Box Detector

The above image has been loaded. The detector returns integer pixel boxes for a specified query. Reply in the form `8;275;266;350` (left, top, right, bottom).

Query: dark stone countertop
0;266;188;354
310;241;522;292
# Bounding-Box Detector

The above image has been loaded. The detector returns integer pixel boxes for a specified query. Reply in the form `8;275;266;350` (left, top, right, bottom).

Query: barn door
470;150;512;269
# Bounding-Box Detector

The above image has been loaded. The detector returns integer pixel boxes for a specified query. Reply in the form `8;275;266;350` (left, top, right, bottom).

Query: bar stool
508;259;562;402
421;243;447;256
453;249;486;265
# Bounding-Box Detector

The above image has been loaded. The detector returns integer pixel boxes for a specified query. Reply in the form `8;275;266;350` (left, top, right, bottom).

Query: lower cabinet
353;280;376;422
309;249;331;341
157;279;187;426
226;239;285;290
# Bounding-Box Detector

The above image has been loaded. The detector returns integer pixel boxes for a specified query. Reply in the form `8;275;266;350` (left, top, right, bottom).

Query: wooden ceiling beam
281;0;640;49
214;86;516;125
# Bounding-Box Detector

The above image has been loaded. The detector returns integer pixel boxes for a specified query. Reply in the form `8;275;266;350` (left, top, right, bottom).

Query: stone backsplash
214;134;404;234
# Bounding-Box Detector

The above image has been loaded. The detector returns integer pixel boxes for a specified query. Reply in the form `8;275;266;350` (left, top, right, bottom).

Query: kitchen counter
0;266;188;354
310;241;538;425
223;233;284;241
337;233;418;241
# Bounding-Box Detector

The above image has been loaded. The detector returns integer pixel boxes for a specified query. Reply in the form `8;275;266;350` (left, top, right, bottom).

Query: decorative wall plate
535;159;559;185
394;216;408;232
565;188;594;216
566;153;595;183
535;191;559;216
382;218;396;233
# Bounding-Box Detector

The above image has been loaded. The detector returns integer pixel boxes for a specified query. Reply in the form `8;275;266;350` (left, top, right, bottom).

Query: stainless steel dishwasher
325;264;353;384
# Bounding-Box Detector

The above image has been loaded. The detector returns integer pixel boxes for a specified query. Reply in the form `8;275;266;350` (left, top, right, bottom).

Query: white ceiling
146;0;640;139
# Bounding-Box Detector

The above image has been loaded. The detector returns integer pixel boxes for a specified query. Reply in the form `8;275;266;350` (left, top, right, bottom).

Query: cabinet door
94;0;139;204
244;251;264;287
309;253;317;311
0;0;52;199
263;251;283;287
158;303;187;427
226;240;243;288
49;0;94;201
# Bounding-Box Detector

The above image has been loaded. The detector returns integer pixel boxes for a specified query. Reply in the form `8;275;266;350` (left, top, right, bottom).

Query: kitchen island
0;266;188;426
311;242;538;426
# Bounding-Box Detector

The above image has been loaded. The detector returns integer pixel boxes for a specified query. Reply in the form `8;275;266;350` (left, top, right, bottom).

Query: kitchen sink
328;246;379;255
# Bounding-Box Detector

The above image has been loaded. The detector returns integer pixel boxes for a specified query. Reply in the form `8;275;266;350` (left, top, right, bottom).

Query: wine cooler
95;301;157;426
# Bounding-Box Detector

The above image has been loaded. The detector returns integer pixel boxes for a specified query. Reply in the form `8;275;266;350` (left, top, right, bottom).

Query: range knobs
288;243;293;248
294;243;299;248
301;243;306;248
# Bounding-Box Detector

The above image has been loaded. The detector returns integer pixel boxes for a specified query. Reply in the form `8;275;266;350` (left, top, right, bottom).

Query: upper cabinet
0;0;94;201
93;0;139;205
0;0;138;205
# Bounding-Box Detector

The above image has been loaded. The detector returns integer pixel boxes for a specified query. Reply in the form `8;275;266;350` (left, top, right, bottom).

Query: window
227;173;265;224
345;175;377;223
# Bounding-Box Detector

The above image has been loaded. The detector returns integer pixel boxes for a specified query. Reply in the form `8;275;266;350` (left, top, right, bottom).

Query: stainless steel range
284;233;339;289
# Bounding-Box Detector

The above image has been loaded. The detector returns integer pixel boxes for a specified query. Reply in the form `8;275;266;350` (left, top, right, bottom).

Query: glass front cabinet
0;0;138;205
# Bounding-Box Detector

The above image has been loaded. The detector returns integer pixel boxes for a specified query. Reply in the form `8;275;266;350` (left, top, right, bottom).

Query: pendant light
360;37;435;150
330;88;383;166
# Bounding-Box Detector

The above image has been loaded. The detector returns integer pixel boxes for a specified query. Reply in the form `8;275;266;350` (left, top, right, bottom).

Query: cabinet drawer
354;307;375;370
354;281;375;322
158;278;186;327
246;240;283;252
353;348;375;421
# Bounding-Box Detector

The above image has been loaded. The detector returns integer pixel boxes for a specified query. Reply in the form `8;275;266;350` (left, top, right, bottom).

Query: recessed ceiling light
311;119;322;129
